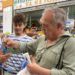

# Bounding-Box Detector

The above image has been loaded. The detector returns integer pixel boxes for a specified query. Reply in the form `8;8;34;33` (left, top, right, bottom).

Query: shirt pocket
36;43;64;69
36;47;46;63
35;48;59;69
49;45;63;68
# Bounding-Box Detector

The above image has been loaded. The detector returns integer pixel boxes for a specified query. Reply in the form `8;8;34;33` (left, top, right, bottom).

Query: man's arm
27;37;75;75
3;37;39;55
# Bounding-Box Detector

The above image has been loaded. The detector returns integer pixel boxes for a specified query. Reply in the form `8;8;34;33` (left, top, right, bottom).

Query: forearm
38;67;51;75
19;42;27;51
39;68;73;75
28;64;51;75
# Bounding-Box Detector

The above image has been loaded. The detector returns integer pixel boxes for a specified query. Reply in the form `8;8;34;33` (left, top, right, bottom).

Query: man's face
13;23;25;35
40;11;59;40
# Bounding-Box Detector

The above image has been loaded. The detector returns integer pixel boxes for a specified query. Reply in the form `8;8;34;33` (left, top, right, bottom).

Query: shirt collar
61;31;71;37
44;31;71;48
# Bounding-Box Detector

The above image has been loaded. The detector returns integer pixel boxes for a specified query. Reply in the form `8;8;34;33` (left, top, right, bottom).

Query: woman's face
13;23;25;35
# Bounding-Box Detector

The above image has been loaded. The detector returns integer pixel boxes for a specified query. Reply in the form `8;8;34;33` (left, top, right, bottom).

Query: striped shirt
2;34;34;74
7;34;34;42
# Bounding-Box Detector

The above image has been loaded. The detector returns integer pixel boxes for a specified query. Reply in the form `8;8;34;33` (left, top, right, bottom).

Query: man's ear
57;22;63;29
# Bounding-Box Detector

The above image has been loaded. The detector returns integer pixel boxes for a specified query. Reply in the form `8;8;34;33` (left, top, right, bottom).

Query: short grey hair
42;8;67;26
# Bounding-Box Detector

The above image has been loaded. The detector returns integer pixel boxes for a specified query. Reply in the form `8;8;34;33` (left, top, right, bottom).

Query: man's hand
3;38;19;49
27;56;50;75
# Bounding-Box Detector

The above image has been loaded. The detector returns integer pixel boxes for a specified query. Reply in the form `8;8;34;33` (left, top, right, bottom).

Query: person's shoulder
68;36;75;41
36;35;45;43
66;36;75;45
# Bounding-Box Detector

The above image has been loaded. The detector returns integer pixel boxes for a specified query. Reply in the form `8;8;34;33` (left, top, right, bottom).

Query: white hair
42;8;67;26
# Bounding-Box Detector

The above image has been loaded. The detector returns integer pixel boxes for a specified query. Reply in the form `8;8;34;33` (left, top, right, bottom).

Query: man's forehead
44;10;53;18
41;11;54;23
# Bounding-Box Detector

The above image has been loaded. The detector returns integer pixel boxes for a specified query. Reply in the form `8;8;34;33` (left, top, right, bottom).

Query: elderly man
4;8;75;75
